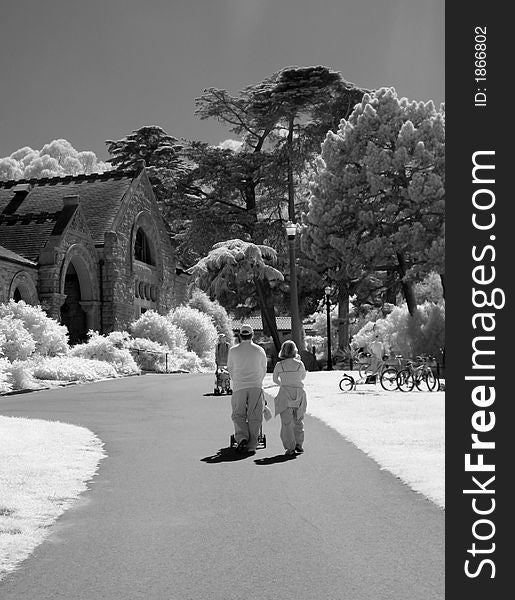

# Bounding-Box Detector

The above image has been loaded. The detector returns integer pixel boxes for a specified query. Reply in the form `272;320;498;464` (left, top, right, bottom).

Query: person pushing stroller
227;324;267;454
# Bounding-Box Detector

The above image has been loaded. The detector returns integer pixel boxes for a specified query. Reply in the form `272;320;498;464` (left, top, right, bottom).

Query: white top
272;357;306;388
227;341;267;392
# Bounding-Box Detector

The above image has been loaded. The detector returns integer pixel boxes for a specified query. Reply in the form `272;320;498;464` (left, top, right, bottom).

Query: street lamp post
285;221;302;350
325;286;333;371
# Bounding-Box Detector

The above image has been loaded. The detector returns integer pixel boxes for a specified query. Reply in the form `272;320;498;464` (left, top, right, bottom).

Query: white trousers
279;407;305;451
231;387;264;451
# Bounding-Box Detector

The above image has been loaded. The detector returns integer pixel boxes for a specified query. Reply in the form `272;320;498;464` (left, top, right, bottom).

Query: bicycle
396;355;439;392
339;354;403;392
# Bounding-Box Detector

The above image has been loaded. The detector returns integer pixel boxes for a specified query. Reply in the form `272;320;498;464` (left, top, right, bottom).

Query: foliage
187;289;233;340
0;357;13;393
4;360;38;391
0;139;111;181
129;310;187;351
414;271;444;304
303;87;445;315
191;239;283;306
0;301;69;356
169;349;205;373
69;331;140;375
168;306;218;357
105;125;188;204
190;238;284;350
0;316;36;361
351;301;445;361
125;337;169;372
31;356;118;382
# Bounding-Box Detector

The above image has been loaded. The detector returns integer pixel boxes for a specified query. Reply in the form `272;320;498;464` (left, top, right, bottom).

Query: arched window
13;288;22;302
134;228;154;265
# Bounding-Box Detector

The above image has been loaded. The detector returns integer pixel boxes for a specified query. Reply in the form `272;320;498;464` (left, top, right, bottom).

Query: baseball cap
240;324;254;335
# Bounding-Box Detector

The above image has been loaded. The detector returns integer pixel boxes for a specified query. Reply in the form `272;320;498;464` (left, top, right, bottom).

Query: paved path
0;373;444;600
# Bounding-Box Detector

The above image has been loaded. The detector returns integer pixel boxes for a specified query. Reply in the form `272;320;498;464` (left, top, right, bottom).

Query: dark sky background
0;0;444;160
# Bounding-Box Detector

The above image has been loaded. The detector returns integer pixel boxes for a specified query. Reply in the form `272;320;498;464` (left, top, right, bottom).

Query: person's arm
260;349;268;380
298;360;307;380
227;349;234;376
272;362;281;386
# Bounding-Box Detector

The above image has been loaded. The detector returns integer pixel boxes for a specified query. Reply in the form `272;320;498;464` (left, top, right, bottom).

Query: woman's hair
279;340;298;359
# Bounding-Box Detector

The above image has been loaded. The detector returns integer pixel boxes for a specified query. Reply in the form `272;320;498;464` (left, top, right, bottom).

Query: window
134;228;154;265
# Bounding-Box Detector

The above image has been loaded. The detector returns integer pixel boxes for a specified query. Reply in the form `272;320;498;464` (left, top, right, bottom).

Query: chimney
63;194;80;207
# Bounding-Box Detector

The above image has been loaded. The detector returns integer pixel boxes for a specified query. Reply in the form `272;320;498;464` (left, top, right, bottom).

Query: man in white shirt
227;324;268;454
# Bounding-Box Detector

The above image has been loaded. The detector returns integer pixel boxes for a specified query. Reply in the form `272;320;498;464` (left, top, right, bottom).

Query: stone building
0;168;189;343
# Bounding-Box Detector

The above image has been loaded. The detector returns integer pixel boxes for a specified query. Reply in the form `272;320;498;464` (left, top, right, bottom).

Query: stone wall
0;259;38;304
102;174;177;332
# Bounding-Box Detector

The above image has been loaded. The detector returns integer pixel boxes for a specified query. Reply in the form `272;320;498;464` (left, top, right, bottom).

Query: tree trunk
396;252;418;316
255;278;281;353
337;283;350;351
440;272;445;300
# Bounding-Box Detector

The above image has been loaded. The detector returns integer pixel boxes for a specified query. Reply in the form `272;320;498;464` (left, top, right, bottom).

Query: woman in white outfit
272;340;307;456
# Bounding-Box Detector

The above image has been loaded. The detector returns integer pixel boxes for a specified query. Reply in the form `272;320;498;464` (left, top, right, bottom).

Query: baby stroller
229;400;270;449
214;367;232;395
230;428;266;449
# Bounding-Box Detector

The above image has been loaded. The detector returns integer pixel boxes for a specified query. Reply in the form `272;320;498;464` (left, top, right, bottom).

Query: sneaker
236;439;248;452
295;446;304;453
285;449;296;456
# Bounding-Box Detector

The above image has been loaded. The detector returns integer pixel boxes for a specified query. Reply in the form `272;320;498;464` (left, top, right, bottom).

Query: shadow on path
201;447;255;463
254;453;297;465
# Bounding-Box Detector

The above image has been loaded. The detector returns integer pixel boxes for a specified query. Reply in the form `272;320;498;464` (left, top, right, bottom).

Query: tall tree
303;87;445;319
105;125;187;203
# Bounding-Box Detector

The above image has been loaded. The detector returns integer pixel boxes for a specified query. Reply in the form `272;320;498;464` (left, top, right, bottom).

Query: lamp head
285;221;297;238
324;286;332;297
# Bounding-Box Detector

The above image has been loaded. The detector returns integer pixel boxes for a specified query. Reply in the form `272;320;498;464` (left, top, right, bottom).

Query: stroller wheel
214;388;220;395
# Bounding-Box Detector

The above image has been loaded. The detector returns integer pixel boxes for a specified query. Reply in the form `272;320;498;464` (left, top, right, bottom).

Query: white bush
129;311;187;351
169;349;204;373
126;337;169;372
188;290;234;341
0;357;13;394
352;302;445;361
169;306;218;358
5;360;39;391
69;331;140;375
0;300;68;356
31;356;118;382
0;316;36;361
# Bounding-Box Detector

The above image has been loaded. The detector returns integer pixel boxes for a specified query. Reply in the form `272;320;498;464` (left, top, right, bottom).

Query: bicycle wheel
397;369;414;392
380;367;398;391
339;375;355;392
415;369;438;392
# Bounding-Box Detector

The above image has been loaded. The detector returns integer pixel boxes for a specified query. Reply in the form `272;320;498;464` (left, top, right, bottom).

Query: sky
0;0;444;161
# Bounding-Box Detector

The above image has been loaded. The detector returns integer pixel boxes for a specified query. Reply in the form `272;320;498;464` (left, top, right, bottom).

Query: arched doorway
60;262;87;344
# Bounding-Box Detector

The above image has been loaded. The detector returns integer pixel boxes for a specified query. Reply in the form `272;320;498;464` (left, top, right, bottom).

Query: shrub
0;357;12;394
125;337;169;372
0;316;36;361
169;306;218;357
69;331;140;375
129;311;186;351
352;301;445;361
188;290;234;341
5;360;39;391
31;356;118;382
0;300;68;356
171;349;204;373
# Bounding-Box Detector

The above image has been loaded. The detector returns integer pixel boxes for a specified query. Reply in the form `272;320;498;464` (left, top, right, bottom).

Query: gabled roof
0;170;140;261
0;244;37;267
